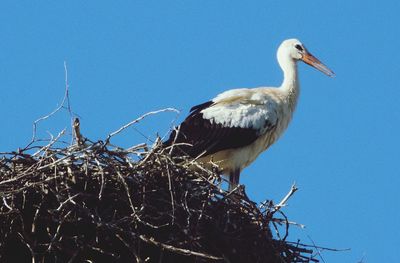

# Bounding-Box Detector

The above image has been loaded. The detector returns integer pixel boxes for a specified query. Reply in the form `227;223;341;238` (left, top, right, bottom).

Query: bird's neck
279;58;299;112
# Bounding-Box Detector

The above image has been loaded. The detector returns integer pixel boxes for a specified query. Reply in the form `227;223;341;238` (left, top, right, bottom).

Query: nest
0;118;319;263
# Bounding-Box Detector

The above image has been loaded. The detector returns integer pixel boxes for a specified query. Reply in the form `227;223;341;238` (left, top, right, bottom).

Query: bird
164;38;334;191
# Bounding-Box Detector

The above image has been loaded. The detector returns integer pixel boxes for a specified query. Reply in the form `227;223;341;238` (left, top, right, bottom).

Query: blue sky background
1;1;399;262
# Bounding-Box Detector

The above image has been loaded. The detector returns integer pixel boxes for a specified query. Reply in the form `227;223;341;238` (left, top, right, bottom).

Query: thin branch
32;129;66;157
272;218;306;229
274;182;298;211
17;233;35;263
29;61;73;145
166;164;175;225
139;235;223;261
63;61;72;116
168;125;181;155
106;108;179;143
56;193;80;212
286;240;351;252
2;197;13;210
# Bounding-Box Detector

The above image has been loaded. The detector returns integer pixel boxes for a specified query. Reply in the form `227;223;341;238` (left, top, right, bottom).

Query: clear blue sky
1;1;399;262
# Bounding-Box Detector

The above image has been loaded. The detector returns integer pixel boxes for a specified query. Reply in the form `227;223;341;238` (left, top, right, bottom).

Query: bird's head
278;38;335;77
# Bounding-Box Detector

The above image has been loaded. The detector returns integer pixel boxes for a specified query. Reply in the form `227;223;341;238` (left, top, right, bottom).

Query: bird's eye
295;44;303;51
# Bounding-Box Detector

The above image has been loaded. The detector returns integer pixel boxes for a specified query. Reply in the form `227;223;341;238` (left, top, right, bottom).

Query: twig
307;235;327;263
274;182;298;211
95;158;106;200
17;233;35;263
166;164;175;225
56;193;80;211
63;61;72;116
106;108;179;143
357;253;366;263
168;125;181;155
286;240;350;252
32;129;66;157
29;62;73;145
272;218;306;229
139;235;223;261
2;197;13;210
47;210;73;252
116;170;137;216
115;233;144;263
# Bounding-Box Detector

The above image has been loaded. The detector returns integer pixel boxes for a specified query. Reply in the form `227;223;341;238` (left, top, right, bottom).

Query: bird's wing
165;92;278;157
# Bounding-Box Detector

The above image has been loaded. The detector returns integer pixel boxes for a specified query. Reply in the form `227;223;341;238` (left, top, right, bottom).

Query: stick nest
0;132;318;262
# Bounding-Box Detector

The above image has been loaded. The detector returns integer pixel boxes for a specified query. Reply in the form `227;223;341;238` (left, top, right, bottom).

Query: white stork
164;38;334;190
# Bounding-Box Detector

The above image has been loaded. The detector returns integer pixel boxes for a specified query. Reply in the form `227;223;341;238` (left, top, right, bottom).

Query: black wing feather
164;101;260;157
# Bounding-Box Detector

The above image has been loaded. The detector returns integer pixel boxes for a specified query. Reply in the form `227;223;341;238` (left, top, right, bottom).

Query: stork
164;38;334;190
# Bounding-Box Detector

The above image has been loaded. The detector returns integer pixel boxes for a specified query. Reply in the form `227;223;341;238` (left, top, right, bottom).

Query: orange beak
302;51;335;77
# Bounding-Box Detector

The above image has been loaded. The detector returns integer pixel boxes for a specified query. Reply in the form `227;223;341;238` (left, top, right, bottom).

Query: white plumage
202;88;279;131
165;38;334;190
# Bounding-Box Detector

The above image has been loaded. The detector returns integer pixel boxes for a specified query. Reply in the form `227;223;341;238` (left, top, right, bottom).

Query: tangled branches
0;119;319;263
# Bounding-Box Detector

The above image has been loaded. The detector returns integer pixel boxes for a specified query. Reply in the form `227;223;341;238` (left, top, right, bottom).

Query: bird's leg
228;169;240;191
